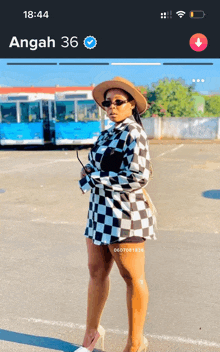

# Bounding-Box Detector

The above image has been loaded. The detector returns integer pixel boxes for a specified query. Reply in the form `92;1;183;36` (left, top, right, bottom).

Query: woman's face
104;89;135;125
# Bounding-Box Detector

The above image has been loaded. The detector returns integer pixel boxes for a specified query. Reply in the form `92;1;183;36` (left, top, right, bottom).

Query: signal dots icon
176;11;186;18
192;79;205;83
161;11;172;19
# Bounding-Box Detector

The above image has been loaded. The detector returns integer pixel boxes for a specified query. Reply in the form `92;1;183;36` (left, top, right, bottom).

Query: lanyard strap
76;150;88;175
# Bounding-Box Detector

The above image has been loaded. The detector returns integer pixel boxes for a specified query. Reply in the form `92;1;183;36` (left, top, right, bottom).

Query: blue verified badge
83;36;97;49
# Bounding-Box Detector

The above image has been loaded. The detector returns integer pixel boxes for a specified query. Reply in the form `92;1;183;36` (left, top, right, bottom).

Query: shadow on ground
0;328;79;351
202;190;220;200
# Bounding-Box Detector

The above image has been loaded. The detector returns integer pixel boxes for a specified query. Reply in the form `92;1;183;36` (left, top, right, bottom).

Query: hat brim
92;80;148;115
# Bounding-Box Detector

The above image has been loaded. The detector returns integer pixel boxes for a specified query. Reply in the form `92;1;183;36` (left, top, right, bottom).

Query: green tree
203;95;220;117
139;78;198;118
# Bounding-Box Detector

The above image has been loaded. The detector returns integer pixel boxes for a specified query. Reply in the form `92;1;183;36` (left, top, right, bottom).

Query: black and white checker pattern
79;115;157;245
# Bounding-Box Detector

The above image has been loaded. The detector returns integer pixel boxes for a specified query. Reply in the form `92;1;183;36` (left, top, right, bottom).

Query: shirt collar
112;115;136;131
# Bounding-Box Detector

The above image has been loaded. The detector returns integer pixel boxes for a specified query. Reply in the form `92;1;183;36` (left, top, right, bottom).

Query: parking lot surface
0;142;220;351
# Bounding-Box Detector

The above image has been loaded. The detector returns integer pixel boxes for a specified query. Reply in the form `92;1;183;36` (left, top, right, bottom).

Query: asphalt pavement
0;142;220;352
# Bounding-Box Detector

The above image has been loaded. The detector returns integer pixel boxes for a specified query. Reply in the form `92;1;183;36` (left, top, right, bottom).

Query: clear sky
1;58;220;95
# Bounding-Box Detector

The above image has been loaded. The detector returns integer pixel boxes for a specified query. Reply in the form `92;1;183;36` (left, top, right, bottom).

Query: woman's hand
80;166;93;179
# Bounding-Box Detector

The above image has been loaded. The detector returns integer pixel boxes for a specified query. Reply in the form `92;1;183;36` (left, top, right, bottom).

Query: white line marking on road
146;333;220;348
155;144;184;158
0;159;78;174
21;318;86;329
1;218;83;225
158;227;219;234
20;318;220;348
44;159;78;163
31;219;73;224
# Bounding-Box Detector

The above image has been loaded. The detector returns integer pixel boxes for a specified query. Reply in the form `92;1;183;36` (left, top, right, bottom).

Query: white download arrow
195;38;202;47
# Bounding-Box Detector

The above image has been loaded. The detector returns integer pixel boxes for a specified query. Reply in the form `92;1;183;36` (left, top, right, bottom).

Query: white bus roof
0;93;54;102
55;90;94;100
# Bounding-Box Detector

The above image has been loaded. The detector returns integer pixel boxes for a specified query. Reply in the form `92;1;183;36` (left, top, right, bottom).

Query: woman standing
77;77;157;352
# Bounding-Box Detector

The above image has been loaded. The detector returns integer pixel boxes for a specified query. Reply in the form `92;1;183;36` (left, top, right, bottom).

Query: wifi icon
176;10;186;18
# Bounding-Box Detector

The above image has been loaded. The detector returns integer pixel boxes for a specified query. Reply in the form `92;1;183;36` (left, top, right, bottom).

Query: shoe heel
142;336;149;352
76;325;105;352
137;336;149;352
97;324;105;350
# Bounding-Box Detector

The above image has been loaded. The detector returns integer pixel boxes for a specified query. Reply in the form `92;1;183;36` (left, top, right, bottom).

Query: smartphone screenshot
0;4;219;352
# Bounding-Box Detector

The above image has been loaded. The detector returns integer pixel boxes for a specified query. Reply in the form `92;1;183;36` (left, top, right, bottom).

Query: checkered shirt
78;115;157;245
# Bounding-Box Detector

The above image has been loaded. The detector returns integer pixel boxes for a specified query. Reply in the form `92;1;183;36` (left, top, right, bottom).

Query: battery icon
190;10;205;18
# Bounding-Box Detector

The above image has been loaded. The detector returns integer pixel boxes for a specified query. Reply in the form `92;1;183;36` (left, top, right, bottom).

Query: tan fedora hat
92;76;148;115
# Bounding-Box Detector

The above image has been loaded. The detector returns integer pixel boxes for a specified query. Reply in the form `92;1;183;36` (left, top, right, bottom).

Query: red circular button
189;33;208;52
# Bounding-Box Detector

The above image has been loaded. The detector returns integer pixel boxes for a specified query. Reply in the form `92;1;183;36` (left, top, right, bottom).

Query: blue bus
54;91;113;145
0;93;55;145
0;91;113;146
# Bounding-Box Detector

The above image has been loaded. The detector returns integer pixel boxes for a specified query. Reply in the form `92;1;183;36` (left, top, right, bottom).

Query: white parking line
31;218;74;224
0;159;78;174
20;318;220;348
155;144;184;158
44;158;78;162
147;333;220;348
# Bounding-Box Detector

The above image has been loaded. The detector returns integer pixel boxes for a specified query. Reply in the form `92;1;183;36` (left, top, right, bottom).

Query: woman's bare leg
108;241;148;352
82;238;114;348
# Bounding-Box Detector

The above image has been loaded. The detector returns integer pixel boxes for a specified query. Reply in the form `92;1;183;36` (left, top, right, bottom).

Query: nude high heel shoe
136;336;149;352
75;324;105;352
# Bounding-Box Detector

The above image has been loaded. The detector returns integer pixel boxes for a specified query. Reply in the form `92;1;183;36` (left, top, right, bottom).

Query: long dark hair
104;88;153;177
104;89;144;128
132;105;144;128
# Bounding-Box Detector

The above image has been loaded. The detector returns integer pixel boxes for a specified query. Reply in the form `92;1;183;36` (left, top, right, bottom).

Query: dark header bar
0;4;218;58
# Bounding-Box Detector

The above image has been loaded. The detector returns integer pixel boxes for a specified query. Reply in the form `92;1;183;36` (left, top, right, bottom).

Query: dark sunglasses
101;99;129;108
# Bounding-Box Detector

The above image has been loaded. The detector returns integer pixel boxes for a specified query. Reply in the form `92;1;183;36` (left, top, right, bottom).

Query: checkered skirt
79;115;157;245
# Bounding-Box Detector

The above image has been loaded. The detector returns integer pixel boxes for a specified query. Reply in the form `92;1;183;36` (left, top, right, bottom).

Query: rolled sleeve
78;174;94;194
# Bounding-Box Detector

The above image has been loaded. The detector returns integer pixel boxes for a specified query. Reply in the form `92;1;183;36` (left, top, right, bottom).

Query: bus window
56;101;75;122
20;102;41;123
77;100;99;121
0;103;17;123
